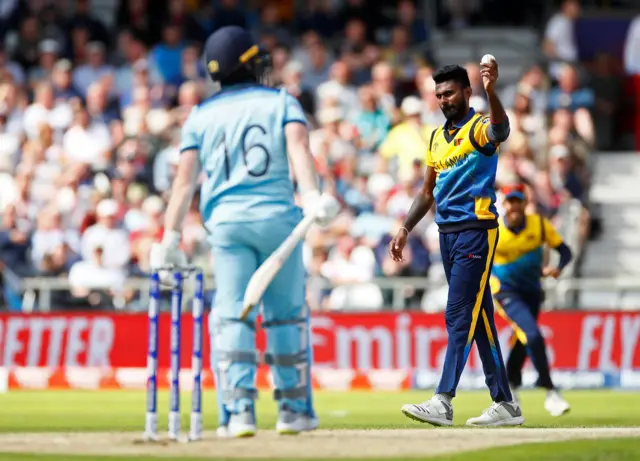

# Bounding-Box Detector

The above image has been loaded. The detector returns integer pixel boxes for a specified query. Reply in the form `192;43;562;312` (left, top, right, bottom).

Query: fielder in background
491;183;572;417
149;26;340;438
390;57;525;427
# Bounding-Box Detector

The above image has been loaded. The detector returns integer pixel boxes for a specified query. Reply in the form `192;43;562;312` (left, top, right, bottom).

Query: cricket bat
239;213;316;321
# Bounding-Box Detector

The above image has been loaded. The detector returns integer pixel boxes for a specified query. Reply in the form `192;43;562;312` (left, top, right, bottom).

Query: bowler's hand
542;266;561;279
389;228;408;262
481;60;499;93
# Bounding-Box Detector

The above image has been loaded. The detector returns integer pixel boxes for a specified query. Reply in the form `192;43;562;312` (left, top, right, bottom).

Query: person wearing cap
378;95;434;179
27;39;60;87
149;26;339;438
51;59;83;101
491;183;573;417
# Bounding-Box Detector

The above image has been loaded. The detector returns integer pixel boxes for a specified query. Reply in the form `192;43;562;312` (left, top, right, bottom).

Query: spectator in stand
624;14;640;150
320;233;383;310
62;103;111;170
383;25;426;86
543;0;580;80
72;41;115;98
28;39;61;89
378;96;432;178
30;207;81;274
281;60;315;119
23;81;72;140
0;204;32;277
81;198;131;270
67;0;110;48
296;0;338;39
51;59;83;102
371;61;400;122
7;15;41;70
589;52;622;151
353;84;391;154
548;64;594;113
165;0;209;44
397;0;428;44
149;23;186;90
317;60;359;121
300;34;333;93
68;244;128;308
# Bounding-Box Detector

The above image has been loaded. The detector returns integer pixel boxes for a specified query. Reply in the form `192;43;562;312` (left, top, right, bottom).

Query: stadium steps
578;153;640;309
430;28;541;87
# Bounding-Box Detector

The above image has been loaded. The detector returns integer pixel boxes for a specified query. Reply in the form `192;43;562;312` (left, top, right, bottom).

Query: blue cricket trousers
494;290;554;389
436;228;512;403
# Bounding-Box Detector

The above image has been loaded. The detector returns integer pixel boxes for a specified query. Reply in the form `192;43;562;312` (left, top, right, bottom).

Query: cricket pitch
0;428;639;458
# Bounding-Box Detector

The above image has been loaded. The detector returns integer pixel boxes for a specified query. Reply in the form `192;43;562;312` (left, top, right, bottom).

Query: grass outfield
1;389;638;431
0;390;639;460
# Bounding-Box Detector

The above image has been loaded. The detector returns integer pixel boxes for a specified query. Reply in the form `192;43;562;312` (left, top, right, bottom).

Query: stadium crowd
0;0;612;312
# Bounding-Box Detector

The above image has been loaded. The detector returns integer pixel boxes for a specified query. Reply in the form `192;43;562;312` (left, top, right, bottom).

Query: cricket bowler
492;183;572;417
149;26;340;437
389;59;524;426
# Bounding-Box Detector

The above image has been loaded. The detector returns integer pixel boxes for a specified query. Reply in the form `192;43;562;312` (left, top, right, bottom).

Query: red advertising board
1;311;639;371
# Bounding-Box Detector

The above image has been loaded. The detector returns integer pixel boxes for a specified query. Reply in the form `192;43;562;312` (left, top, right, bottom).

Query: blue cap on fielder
204;26;263;82
501;184;526;201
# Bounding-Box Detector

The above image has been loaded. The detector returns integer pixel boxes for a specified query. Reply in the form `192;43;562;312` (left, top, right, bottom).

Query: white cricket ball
481;54;496;65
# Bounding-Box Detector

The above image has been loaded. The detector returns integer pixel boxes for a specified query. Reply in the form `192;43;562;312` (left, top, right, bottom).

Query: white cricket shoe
401;394;453;427
276;408;319;435
545;390;570;417
218;411;256;438
466;401;524;427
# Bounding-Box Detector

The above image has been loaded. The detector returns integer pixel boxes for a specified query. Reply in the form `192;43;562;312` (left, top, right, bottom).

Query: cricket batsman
390;59;524;426
149;26;340;437
492;183;572;417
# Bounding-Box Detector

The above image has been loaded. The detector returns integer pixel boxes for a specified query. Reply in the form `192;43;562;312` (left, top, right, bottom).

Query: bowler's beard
441;101;466;122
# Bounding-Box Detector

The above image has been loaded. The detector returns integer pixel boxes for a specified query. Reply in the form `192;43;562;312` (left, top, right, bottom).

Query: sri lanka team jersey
491;213;565;294
427;108;499;233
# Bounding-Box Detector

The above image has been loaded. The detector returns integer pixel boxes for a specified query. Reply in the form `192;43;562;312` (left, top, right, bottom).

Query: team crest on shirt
454;138;463;146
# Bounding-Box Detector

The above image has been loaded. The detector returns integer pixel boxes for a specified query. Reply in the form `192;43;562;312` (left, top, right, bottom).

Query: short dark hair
433;65;471;88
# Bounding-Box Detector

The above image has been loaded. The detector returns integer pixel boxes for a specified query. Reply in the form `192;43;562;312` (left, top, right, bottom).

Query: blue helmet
203;26;271;85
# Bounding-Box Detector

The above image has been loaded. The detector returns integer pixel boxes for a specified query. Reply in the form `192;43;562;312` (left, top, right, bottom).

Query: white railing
4;270;640;312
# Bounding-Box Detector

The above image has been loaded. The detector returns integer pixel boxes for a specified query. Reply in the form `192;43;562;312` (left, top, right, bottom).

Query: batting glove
302;190;341;227
149;230;188;286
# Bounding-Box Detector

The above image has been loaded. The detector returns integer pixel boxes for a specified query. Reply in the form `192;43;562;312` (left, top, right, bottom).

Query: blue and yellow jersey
491;214;565;295
426;108;500;232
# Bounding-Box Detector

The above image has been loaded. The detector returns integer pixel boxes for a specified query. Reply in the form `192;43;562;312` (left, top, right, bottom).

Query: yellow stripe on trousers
466;228;498;345
494;298;529;345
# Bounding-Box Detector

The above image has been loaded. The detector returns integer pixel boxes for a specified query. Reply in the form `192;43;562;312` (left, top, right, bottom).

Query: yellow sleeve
378;128;397;159
472;115;496;147
425;128;436;167
542;217;564;248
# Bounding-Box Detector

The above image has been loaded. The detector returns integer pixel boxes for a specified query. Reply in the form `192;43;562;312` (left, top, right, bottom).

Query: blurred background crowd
0;0;636;312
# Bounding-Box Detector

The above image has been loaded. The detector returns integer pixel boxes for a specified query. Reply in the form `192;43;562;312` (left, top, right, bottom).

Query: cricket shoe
218;411;257;438
466;401;524;427
401;394;453;426
276;407;320;435
545;390;570;417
